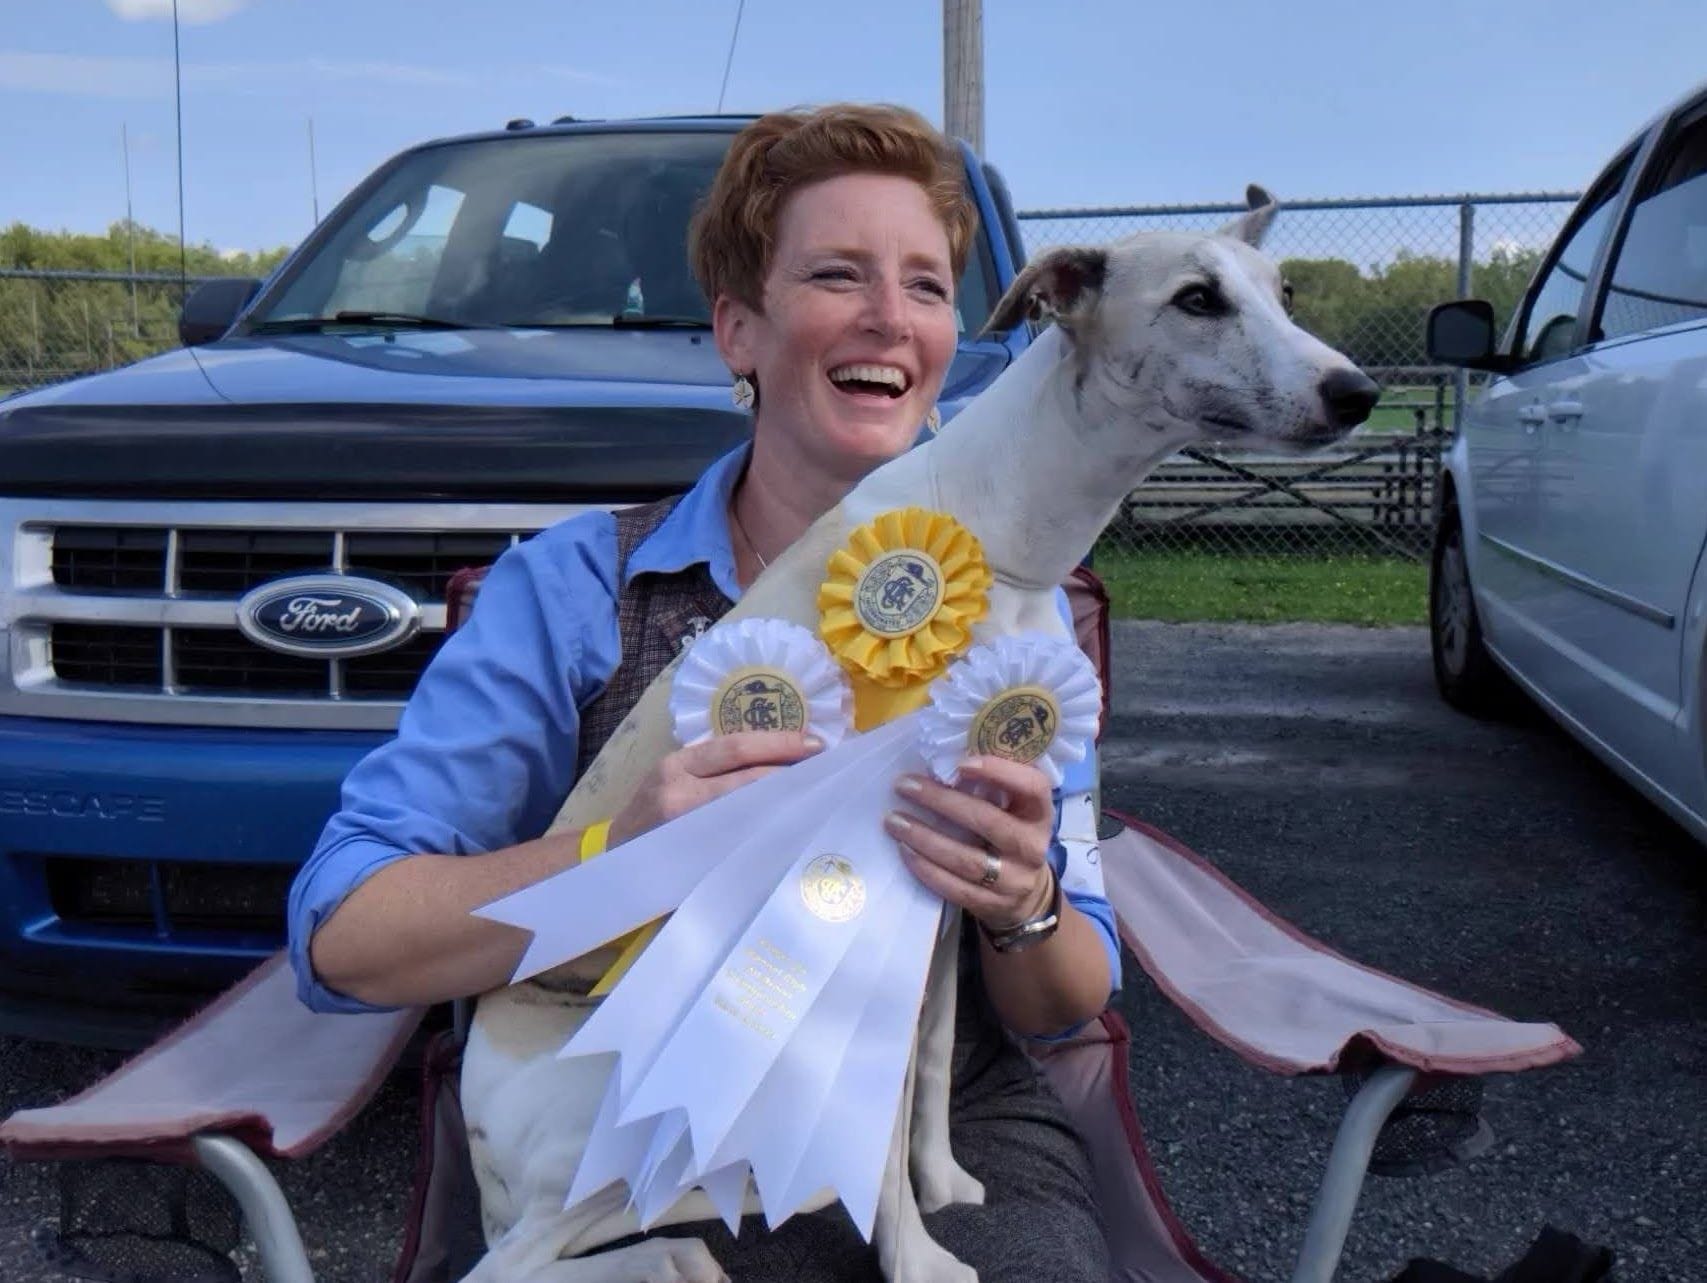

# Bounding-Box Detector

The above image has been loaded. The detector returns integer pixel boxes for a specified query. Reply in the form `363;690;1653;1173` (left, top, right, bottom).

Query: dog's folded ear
1217;184;1280;248
983;246;1109;339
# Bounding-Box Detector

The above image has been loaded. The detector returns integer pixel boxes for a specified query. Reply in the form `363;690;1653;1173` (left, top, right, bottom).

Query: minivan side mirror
179;278;262;347
1426;299;1516;373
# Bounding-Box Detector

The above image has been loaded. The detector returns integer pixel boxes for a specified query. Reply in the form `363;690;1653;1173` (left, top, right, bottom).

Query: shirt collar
623;441;750;601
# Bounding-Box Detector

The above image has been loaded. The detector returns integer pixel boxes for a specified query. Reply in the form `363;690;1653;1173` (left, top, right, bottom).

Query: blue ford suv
0;115;1031;1045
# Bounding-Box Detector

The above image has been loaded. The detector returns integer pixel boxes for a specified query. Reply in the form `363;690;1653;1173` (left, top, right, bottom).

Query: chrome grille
51;526;517;601
51;623;164;687
51;527;169;592
2;498;594;730
176;529;336;594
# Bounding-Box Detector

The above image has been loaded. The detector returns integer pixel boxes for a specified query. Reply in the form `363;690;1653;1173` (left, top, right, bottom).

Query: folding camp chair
0;566;1580;1283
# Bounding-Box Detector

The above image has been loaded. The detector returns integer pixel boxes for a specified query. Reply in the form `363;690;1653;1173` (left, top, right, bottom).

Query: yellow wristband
578;819;612;862
574;817;656;997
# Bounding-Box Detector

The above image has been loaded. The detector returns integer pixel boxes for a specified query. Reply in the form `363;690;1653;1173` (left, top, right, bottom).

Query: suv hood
0;329;1011;502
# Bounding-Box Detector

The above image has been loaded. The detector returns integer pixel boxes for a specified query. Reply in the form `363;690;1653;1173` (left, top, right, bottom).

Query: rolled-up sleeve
287;520;617;1012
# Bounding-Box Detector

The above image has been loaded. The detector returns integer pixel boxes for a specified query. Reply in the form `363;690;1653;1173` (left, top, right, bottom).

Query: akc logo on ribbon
798;854;867;924
713;668;808;735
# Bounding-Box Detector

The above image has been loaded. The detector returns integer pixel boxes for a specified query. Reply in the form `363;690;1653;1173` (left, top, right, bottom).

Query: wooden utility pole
943;0;984;155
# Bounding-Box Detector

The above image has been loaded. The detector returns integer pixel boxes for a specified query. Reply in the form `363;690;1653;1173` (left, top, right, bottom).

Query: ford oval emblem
236;574;421;660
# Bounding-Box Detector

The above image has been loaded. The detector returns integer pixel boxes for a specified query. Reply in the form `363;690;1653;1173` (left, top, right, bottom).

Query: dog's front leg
909;914;983;1212
873;1034;979;1283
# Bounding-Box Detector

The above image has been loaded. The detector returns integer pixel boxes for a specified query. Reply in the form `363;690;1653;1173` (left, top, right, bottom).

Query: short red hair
689;103;978;312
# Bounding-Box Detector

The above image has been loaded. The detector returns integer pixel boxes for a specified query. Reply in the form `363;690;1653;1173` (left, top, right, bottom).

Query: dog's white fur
458;191;1376;1283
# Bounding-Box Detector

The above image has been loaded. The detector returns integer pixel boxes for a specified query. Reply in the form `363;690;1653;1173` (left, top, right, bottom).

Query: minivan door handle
1518;404;1547;432
1547;399;1584;423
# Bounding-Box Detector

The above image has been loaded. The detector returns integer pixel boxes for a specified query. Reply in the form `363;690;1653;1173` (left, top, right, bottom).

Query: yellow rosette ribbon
818;508;992;730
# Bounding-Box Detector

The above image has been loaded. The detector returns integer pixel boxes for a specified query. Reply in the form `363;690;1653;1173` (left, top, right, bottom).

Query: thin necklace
729;492;769;571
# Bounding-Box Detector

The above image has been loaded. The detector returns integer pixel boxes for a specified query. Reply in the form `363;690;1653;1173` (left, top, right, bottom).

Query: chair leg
192;1134;316;1283
1289;1064;1417;1283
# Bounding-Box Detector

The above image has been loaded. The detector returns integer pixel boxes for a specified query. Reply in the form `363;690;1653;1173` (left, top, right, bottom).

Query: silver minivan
1428;81;1707;845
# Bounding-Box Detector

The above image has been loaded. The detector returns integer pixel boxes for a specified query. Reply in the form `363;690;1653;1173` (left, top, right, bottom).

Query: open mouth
828;363;912;401
1201;413;1252;435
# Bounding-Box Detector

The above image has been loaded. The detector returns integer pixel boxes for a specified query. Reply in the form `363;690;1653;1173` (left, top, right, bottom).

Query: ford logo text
236;574;421;660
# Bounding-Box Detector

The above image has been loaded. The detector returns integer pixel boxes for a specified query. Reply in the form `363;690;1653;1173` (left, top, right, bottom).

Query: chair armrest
0;953;422;1164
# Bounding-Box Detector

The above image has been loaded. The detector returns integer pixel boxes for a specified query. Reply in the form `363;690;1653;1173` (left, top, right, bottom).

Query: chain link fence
4;195;1581;563
0;268;223;398
1017;193;1580;561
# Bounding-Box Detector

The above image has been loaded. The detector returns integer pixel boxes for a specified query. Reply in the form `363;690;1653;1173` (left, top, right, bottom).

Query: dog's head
987;186;1378;452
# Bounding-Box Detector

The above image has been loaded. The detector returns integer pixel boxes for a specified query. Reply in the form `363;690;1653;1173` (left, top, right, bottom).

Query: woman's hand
607;729;825;848
883;756;1056;929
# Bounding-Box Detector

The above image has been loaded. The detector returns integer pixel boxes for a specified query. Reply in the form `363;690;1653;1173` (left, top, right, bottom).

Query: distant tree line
1281;246;1544;371
0;221;290;385
2;218;1550;389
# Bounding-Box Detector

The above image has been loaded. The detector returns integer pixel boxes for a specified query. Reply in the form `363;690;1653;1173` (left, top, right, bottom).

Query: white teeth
829;364;909;392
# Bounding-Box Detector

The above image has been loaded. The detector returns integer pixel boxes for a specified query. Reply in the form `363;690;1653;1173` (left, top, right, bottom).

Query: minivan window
1598;115;1707;342
1517;160;1630;365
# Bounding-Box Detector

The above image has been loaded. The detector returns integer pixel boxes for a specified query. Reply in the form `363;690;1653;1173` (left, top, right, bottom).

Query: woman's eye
812;266;858;284
1173;284;1225;317
910;278;951;300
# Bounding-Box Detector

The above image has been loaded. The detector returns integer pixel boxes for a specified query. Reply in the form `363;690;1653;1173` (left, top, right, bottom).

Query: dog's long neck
916;324;1187;588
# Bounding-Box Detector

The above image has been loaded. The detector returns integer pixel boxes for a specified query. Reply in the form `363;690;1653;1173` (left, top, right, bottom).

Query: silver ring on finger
978;849;1002;888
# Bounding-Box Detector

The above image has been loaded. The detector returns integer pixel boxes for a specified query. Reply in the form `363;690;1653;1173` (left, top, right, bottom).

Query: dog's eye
1281;282;1295;314
1172;284;1226;318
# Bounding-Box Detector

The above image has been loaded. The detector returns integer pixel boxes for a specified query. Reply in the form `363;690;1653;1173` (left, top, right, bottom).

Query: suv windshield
252;129;995;334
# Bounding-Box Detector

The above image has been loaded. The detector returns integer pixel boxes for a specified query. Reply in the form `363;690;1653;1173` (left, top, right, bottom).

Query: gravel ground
3;622;1704;1282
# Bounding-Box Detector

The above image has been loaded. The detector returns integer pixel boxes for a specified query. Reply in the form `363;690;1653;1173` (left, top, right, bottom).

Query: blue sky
3;0;1705;254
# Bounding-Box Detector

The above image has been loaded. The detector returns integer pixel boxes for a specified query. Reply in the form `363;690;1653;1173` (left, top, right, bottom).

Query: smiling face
714;172;961;489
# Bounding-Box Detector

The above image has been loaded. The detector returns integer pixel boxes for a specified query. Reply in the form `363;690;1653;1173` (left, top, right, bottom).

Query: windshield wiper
251;311;487;334
610;314;711;329
498;315;711;330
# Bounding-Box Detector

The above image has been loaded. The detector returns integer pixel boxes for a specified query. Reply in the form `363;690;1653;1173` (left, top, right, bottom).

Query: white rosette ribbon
917;633;1101;787
670;617;853;748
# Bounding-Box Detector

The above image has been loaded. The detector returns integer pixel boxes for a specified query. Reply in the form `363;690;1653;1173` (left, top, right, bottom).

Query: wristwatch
978;869;1062;954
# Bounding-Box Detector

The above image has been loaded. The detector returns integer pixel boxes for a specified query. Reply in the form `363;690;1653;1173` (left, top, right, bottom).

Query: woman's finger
678;729;825;778
953;756;1056;821
893;774;1034;858
695;762;783;802
885;809;1024;888
894;840;1008;917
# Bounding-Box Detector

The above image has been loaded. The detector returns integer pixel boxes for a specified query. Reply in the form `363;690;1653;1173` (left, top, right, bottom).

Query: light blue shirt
287;445;1120;1015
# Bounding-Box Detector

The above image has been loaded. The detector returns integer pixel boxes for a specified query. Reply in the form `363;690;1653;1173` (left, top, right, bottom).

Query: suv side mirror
179;278;262;347
1426;299;1515;373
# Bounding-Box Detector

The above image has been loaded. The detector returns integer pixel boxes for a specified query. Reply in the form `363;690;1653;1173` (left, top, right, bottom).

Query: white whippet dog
459;188;1379;1283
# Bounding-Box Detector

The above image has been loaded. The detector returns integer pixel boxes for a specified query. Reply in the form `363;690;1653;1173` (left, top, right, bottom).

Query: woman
289;103;1115;1281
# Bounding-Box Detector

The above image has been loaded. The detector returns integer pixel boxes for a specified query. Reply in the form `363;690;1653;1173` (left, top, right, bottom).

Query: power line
716;0;745;114
172;0;187;297
307;116;321;226
122;123;139;335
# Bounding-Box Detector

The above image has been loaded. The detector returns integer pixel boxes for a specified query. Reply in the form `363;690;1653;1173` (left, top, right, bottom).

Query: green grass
1363;384;1456;435
1095;549;1427;625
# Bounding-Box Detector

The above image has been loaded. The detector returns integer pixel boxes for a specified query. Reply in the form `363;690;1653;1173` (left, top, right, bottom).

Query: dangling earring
925;405;942;434
732;374;756;413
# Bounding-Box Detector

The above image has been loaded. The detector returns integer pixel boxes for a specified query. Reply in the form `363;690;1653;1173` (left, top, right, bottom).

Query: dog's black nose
1319;368;1381;427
